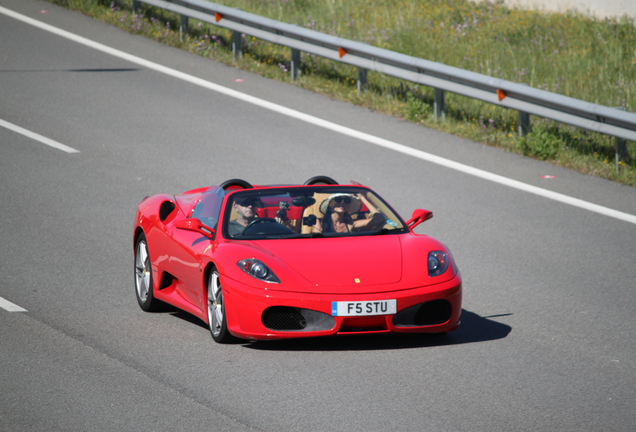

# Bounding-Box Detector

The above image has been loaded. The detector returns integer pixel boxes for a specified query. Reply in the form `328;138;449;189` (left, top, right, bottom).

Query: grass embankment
49;0;636;186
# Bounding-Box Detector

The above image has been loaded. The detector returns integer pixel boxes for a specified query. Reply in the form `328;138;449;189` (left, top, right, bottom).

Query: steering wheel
244;217;278;231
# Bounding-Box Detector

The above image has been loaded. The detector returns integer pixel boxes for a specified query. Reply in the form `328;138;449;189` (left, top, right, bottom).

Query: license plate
331;300;397;317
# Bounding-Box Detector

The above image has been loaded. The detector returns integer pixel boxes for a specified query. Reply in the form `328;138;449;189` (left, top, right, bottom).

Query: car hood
254;235;403;292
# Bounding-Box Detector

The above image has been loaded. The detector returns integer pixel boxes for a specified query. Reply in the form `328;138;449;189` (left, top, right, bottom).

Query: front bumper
222;273;462;340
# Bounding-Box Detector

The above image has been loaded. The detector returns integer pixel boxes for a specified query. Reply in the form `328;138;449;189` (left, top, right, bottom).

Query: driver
228;196;261;236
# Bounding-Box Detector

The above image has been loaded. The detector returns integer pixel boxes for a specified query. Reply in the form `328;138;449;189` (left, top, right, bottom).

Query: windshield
222;186;406;240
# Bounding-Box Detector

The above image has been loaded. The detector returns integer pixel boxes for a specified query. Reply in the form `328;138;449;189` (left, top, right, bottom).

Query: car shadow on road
243;309;512;351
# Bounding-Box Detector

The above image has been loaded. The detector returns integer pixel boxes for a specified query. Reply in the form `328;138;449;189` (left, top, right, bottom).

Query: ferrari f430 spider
133;176;461;342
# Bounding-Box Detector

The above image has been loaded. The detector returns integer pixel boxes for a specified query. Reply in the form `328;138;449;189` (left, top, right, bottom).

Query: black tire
207;268;234;343
304;175;338;185
134;232;161;312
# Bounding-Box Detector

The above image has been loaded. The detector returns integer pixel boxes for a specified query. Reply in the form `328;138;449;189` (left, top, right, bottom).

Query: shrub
405;94;432;123
517;124;563;160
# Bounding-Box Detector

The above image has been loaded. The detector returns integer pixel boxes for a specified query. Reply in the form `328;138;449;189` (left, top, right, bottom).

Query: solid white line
2;6;635;225
0;118;80;153
0;296;28;312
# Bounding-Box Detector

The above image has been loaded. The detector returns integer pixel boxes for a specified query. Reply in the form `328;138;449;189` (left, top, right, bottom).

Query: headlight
237;259;281;283
427;251;449;277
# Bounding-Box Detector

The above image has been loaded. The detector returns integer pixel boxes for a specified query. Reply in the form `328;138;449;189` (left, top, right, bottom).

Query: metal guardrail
133;0;634;166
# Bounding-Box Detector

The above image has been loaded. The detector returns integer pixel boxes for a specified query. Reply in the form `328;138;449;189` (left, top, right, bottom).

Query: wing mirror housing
175;218;215;238
406;209;433;231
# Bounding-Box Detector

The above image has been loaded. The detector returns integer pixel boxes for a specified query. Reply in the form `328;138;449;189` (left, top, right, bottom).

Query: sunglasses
236;199;258;207
333;196;351;204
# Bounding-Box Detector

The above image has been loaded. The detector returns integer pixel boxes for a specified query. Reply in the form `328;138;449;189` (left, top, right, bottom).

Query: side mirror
406;209;433;231
175;218;215;238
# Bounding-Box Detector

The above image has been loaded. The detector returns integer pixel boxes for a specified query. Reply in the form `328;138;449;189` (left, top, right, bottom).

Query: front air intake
262;307;336;332
262;307;307;330
392;300;452;327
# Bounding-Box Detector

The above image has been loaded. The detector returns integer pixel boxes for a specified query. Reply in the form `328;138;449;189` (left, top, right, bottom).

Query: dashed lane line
0;296;27;312
0;118;80;154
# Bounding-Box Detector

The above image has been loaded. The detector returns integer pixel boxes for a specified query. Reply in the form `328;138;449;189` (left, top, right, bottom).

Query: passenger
312;192;385;234
228;196;260;236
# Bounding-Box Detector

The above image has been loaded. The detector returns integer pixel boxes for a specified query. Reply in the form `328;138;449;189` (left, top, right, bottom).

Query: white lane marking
0;296;28;312
0;118;80;153
2;6;635;225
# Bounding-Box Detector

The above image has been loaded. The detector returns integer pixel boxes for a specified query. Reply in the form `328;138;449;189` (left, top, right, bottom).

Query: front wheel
134;232;161;312
207;269;234;343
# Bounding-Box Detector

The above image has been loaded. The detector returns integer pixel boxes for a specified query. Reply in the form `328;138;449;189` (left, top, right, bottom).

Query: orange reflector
338;47;346;58
215;12;222;22
497;89;506;101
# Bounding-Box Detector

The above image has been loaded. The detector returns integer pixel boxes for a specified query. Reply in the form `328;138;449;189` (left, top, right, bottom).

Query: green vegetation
47;0;636;186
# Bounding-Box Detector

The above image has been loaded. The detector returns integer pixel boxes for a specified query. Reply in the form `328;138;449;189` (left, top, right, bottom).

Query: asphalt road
1;1;635;431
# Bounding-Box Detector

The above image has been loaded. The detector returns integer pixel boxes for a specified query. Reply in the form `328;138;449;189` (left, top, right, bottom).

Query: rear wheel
304;175;338;185
219;179;253;190
207;269;234;343
134;232;160;312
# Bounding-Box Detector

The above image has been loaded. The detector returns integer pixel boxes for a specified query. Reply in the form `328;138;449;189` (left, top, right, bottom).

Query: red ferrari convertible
133;176;462;342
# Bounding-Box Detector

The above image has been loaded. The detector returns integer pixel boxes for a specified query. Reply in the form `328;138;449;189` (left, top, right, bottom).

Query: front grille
262;307;307;330
338;326;386;333
338;316;388;333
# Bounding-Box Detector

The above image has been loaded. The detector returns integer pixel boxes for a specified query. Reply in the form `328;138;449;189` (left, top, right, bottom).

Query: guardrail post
179;15;189;41
357;68;368;93
434;88;445;122
615;107;629;173
518;111;531;137
232;31;243;61
518;83;531;136
616;136;627;173
291;49;301;82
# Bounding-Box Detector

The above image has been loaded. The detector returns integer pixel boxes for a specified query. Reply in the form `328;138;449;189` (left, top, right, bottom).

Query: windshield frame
190;186;225;233
221;185;407;240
